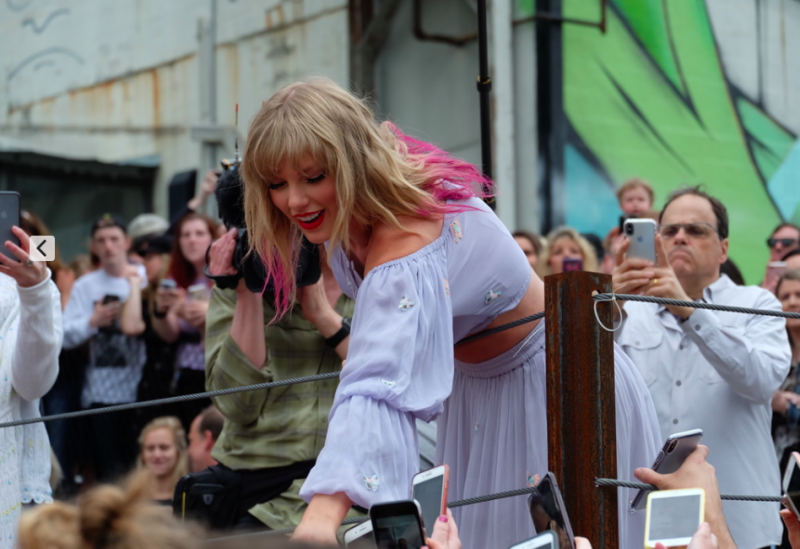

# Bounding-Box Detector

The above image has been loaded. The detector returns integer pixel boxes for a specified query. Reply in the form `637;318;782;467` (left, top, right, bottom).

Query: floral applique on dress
364;475;380;492
398;296;415;311
444;279;451;297
526;472;540;487
451;220;463;243
485;289;502;304
379;379;397;388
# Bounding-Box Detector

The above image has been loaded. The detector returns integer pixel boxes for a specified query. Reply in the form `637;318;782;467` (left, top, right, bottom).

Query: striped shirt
205;286;355;529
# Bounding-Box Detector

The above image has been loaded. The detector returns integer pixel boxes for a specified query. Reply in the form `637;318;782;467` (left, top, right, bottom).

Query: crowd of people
0;77;799;549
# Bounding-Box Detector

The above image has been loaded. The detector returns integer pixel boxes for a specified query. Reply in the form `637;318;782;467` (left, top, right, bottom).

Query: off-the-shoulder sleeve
300;250;454;507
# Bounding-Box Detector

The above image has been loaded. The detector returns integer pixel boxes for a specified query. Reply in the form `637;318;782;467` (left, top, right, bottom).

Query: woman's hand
208;227;239;277
290;522;339;547
181;300;208;328
0;226;48;288
773;391;800;414
423;509;461;549
155;287;185;315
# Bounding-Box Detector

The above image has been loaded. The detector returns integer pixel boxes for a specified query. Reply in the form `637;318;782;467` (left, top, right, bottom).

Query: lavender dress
300;198;661;549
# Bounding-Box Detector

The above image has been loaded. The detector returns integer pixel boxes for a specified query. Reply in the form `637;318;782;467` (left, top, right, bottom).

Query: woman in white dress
0;225;62;548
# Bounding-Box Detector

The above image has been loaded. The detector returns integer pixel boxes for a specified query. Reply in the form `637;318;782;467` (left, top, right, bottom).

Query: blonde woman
138;417;188;505
240;78;659;548
539;226;599;276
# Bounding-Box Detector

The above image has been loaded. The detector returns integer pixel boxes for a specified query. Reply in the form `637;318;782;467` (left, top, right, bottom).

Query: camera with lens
620;214;638;234
207;159;321;294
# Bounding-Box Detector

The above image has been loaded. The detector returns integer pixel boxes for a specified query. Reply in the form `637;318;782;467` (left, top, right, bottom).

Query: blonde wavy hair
17;474;193;549
539;226;600;276
240;77;488;317
137;416;188;488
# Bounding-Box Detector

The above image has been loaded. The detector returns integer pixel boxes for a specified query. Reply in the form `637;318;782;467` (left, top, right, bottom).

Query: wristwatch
325;317;351;349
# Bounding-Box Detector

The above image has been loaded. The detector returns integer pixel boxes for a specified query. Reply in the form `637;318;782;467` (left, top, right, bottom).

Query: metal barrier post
546;271;618;548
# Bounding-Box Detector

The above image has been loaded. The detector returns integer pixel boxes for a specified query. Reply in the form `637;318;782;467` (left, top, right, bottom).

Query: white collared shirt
617;274;790;548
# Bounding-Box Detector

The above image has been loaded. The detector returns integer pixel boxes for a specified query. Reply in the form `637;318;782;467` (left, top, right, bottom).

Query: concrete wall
375;0;540;233
0;0;349;217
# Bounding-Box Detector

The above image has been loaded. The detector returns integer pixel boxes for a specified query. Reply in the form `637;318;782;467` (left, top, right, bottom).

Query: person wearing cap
127;214;170;266
62;214;148;481
132;231;180;436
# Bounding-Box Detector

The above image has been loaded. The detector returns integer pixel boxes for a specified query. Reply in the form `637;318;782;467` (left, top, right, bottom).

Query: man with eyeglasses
762;223;800;293
612;186;791;549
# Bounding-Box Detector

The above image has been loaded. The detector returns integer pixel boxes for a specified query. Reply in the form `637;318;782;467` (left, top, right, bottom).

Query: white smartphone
343;520;375;549
631;429;703;511
624;218;657;264
644;488;705;548
159;279;177;290
187;282;208;301
411;464;449;533
510;530;559;549
782;451;800;517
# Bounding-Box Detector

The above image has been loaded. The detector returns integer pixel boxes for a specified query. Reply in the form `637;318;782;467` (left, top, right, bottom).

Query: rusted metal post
546;270;618;548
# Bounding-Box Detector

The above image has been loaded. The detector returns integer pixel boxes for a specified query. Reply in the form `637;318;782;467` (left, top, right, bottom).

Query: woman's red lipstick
294;210;325;230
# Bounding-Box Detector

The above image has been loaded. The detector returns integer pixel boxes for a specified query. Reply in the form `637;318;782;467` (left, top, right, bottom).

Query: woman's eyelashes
267;173;324;189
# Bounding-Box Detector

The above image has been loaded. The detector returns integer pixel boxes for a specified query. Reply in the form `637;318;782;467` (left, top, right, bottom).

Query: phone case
0;192;20;261
528;473;576;549
624;218;657;264
631;429;703;511
644;489;705;548
411;464;449;531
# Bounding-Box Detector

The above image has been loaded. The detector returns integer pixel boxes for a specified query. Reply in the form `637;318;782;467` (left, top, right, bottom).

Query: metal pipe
476;0;494;203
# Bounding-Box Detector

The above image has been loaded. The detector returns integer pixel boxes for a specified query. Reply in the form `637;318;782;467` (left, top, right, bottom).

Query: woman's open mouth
294;210;325;230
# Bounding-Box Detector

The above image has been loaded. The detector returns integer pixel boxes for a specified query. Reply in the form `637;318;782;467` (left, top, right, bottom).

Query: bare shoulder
365;215;444;275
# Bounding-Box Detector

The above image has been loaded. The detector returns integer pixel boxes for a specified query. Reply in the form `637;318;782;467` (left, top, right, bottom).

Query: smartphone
624;218;657;264
768;262;788;285
187;282;208;301
0;191;20;261
159;279;177;290
510;531;559;549
562;258;583;272
781;451;800;517
370;500;426;549
528;472;576;549
631;429;703;511
102;294;121;305
344;520;376;549
411;464;449;532
644;488;705;548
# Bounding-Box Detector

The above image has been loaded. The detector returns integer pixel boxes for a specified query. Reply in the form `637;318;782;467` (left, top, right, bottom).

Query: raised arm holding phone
613;187;790;548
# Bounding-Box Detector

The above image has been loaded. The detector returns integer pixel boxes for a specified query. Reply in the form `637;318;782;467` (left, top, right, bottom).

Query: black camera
208;160;321;294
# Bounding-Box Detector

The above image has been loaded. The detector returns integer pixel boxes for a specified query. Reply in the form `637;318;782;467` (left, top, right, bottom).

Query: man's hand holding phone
613;236;695;320
90;299;122;329
635;446;735;549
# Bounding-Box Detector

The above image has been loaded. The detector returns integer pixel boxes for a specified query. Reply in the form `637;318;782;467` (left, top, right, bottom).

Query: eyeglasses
767;238;799;249
658;223;719;239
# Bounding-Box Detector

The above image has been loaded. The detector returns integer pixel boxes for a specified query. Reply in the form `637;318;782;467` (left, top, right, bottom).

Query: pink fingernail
439;515;448;523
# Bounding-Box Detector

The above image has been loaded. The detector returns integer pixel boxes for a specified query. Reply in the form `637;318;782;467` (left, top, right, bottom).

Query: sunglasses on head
767;238;799;249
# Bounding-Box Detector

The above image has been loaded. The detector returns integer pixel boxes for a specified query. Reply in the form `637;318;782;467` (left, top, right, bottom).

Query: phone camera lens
625;223;633;235
667;440;678;453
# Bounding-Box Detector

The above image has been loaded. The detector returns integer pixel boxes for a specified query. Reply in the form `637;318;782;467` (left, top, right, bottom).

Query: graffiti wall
527;0;800;282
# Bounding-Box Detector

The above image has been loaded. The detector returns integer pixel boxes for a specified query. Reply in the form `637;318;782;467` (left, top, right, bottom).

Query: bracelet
325;317;351;349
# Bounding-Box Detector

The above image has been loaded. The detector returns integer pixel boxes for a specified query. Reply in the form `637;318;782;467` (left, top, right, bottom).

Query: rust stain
151;69;160;128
